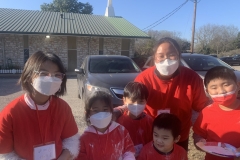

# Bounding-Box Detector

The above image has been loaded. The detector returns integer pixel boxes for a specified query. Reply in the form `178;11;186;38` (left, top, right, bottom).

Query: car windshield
182;56;233;71
89;58;141;73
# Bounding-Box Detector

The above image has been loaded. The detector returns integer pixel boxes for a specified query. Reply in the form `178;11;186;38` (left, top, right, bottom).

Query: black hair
85;91;113;125
123;81;149;102
153;113;181;139
19;51;67;96
204;66;237;87
152;37;181;56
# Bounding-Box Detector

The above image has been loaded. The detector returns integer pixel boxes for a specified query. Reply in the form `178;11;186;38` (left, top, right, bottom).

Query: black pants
176;138;189;151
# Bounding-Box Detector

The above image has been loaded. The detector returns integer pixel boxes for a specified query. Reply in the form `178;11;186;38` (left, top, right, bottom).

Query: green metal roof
0;8;150;39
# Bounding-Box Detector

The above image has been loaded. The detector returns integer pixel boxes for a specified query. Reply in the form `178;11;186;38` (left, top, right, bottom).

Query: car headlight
86;84;112;95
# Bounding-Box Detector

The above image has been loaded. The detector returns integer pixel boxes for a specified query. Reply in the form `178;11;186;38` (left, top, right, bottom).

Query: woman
0;51;80;160
115;37;209;151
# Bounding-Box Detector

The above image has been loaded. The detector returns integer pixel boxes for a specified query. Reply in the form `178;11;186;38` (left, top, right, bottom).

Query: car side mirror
75;68;84;74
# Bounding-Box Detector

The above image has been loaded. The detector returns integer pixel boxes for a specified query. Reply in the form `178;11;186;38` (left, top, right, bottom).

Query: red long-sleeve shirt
117;111;153;156
135;66;209;142
138;142;188;160
193;103;240;160
0;95;78;160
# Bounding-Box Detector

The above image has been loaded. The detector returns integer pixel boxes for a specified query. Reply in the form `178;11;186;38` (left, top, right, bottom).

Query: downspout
88;37;92;55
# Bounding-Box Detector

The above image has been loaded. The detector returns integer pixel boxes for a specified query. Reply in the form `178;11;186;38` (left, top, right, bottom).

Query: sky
1;0;240;40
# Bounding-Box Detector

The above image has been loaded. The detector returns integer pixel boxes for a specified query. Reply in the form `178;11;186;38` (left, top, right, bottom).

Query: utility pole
191;0;197;54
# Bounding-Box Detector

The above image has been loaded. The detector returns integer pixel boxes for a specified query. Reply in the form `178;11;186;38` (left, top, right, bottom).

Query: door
68;50;77;72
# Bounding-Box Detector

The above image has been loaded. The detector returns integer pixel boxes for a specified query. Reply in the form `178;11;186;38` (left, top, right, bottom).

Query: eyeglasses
34;71;65;80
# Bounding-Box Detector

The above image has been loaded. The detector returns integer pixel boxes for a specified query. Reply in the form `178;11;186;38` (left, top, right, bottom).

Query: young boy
138;113;187;160
117;81;153;157
193;66;240;160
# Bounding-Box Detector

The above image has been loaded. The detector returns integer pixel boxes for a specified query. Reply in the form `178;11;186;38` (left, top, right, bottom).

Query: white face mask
90;112;112;129
155;59;179;76
127;104;146;117
32;76;62;96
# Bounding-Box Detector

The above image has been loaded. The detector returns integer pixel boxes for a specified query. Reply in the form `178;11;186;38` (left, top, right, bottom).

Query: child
77;91;135;160
193;66;240;160
117;81;153;157
0;51;79;160
138;113;188;160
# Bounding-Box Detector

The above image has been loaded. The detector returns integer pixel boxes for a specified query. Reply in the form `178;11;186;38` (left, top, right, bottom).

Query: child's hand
199;138;206;143
235;148;240;160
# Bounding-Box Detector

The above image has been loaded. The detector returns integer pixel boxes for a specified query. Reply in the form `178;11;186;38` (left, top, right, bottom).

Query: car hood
194;71;206;79
88;73;140;88
234;70;240;82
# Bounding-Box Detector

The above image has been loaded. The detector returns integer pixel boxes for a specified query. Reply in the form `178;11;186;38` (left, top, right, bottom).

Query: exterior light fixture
46;35;50;38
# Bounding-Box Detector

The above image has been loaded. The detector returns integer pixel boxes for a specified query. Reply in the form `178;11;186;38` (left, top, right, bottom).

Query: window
182;56;232;71
121;39;130;56
89;58;140;73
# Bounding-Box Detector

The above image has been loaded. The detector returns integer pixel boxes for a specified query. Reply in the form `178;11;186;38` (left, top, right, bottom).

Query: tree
195;24;239;54
41;0;93;14
135;30;190;56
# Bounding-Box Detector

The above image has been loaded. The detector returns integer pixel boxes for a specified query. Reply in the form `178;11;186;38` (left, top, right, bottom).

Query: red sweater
77;122;135;160
138;142;188;160
193;103;240;160
117;111;153;156
0;95;78;160
135;66;208;141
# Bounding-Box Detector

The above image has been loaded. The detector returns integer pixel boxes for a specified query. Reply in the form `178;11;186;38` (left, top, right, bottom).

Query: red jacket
77;121;135;160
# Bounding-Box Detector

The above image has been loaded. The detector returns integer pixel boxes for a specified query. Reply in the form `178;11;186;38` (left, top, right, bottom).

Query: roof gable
0;8;150;38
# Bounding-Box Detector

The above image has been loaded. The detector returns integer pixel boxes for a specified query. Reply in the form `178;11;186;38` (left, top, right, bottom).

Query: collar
24;93;50;110
153;143;174;155
85;121;120;135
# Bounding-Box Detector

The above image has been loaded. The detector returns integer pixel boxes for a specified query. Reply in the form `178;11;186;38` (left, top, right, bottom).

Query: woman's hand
57;149;73;160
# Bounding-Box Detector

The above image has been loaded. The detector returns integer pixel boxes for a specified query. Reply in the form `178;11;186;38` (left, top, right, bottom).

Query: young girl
0;51;79;160
77;91;135;160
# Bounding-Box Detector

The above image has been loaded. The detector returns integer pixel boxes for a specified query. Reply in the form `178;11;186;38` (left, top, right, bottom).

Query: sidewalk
0;72;77;79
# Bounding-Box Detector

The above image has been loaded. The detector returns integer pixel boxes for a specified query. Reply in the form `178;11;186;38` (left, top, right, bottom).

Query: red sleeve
60;102;78;139
193;110;208;139
191;74;209;112
0;105;14;153
76;135;88;160
123;128;135;154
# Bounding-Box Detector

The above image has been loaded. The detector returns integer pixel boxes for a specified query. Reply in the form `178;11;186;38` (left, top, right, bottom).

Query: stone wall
0;34;136;70
0;34;24;69
29;35;68;68
76;37;99;67
104;38;121;55
0;36;3;68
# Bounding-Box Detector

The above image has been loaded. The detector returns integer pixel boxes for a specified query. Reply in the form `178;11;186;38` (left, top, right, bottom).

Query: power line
142;0;188;31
